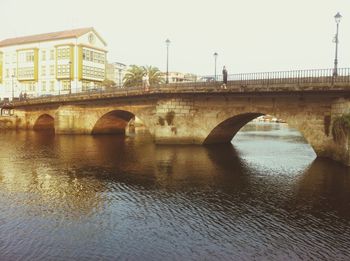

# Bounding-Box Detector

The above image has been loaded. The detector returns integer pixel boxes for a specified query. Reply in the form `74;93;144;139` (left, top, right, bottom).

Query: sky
0;0;349;76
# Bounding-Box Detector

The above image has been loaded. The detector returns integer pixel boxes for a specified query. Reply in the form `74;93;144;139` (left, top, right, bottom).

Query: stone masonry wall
330;98;350;164
5;93;350;165
154;98;198;143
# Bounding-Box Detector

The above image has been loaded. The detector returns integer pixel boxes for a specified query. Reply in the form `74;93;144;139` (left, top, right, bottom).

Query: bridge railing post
321;69;325;83
327;69;330;84
322;68;326;82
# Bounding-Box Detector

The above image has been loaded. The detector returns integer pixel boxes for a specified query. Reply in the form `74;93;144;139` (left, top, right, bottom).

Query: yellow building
0;27;107;100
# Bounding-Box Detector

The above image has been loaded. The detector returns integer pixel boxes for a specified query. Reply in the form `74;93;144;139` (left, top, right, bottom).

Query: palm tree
144;65;165;85
123;65;164;87
123;65;144;87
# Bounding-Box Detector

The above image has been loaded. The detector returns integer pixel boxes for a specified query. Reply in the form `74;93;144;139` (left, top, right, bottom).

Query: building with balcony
0;27;107;100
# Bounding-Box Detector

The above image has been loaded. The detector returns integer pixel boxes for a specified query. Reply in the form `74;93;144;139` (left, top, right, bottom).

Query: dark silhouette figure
222;66;228;89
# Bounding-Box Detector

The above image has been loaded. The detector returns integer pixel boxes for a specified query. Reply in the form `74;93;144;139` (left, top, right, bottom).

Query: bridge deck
10;78;350;107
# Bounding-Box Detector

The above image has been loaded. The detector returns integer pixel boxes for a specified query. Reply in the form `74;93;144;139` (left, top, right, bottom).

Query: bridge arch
202;110;332;158
33;114;55;132
204;113;264;144
202;111;321;150
92;110;136;135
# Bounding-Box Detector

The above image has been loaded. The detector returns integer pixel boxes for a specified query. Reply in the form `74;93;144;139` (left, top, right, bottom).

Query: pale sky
1;0;349;75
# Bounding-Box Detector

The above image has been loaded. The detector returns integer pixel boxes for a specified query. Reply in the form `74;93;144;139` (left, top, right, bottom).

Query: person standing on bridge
222;66;228;89
142;73;150;92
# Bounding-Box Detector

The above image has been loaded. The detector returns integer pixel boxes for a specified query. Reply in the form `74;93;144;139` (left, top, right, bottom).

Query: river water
0;123;349;260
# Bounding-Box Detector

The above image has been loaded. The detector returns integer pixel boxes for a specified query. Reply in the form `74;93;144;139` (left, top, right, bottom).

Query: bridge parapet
11;78;350;108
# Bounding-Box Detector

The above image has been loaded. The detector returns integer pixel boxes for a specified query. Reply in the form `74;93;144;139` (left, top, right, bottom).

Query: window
42;81;46;91
62;80;71;91
41;50;46;61
12;68;16;77
41;66;46;76
50;81;55;92
50;50;54;60
17;67;35;79
50;65;54;76
56;47;71;60
86;50;90;61
27;82;36;92
26;52;34;62
82;81;88;91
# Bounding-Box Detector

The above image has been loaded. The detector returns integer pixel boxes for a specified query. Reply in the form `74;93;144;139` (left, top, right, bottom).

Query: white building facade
106;62;127;87
161;72;198;83
0;27;107;100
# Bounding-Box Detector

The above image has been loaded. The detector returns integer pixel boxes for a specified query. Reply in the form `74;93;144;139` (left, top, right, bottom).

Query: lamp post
213;52;218;81
165;39;171;84
333;12;342;77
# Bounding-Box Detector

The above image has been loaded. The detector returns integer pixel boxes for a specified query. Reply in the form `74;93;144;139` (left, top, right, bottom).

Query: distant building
0;27;107;100
161;72;198;83
106;62;127;87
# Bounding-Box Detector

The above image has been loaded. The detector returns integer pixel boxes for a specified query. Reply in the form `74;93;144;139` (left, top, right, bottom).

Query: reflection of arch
33;114;55;131
92;110;135;135
204;113;263;144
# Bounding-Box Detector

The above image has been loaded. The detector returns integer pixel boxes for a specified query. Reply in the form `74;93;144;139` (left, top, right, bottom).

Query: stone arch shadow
33;114;55;132
91;110;148;135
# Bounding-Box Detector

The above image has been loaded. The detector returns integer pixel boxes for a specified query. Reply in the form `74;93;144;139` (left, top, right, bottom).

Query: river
0;122;349;260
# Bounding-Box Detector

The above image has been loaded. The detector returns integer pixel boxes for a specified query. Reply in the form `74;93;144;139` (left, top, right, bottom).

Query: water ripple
0;125;349;260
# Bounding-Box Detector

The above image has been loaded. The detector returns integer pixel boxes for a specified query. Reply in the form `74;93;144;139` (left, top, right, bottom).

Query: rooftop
0;27;96;47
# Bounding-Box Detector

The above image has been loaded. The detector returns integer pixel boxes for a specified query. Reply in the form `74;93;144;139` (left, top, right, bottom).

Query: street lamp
213;52;218;81
333;12;342;76
165;38;171;84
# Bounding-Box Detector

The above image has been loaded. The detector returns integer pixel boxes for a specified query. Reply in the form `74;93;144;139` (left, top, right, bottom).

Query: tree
123;65;144;87
101;79;116;90
123;65;164;87
144;65;165;85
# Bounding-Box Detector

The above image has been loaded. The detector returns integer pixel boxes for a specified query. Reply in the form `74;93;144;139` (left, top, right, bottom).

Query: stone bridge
2;69;350;165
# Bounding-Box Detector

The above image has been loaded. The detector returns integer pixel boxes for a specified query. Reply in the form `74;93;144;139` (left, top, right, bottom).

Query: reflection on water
0;123;349;260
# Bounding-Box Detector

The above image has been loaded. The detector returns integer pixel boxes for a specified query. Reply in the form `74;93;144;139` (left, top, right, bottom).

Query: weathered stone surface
5;91;350;165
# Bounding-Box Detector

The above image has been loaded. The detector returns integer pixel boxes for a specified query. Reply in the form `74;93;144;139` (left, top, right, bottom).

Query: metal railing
5;67;350;105
204;67;350;85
